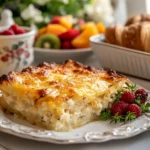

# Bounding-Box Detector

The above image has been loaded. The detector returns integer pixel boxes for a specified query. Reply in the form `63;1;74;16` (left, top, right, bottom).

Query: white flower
84;4;94;16
84;0;114;24
21;4;43;21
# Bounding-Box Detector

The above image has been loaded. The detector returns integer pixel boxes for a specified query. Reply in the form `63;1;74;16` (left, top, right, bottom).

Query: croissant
105;25;124;46
125;14;150;26
105;22;150;52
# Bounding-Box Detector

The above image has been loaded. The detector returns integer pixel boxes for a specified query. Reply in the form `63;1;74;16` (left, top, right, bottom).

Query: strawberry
50;16;61;24
10;24;19;34
61;41;73;49
121;91;135;103
59;29;80;41
127;104;141;117
1;30;14;35
16;28;25;34
111;101;128;116
135;89;148;104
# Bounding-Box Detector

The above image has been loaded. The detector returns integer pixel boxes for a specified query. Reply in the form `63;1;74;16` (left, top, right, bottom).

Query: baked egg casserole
0;60;129;131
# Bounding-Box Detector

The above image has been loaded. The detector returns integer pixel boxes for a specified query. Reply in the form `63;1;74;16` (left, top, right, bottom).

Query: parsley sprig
113;90;125;103
125;83;136;92
111;114;123;123
100;109;111;121
124;112;136;122
135;99;150;113
100;109;137;123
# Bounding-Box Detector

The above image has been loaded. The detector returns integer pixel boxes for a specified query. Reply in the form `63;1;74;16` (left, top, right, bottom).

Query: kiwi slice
35;34;61;49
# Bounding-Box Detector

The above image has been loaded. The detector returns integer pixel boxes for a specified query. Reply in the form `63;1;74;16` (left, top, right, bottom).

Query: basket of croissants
105;14;150;53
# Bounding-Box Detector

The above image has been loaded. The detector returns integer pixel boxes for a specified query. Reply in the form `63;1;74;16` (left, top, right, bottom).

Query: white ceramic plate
34;48;92;64
0;87;149;144
90;34;150;80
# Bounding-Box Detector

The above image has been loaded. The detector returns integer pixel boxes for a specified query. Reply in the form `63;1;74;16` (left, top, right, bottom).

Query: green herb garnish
100;109;111;121
125;83;137;92
124;112;136;122
110;114;123;123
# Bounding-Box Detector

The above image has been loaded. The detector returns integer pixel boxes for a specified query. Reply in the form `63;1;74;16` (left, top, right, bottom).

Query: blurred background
0;0;122;28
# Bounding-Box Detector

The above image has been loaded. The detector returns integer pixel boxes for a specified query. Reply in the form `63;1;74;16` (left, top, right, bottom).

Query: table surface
0;57;150;150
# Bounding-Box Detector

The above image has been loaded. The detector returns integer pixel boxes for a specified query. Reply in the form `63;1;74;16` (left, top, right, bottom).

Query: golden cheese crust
0;60;130;131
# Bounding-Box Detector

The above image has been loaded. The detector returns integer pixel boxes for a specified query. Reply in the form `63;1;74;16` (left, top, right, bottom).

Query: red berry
121;91;135;103
1;55;8;62
59;29;80;41
61;41;73;49
111;101;128;116
1;30;14;35
10;24;19;34
135;89;147;95
16;28;25;34
16;48;24;56
135;89;148;104
50;16;61;24
127;104;141;117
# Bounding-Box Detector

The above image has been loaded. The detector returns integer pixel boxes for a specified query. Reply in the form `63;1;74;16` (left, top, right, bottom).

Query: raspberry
135;89;147;95
135;89;148;104
111;101;128;116
121;91;135;103
10;24;19;34
16;28;25;34
127;104;141;117
1;30;14;35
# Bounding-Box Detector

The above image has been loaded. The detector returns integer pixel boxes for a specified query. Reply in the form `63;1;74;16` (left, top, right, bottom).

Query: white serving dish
90;34;150;80
34;48;92;64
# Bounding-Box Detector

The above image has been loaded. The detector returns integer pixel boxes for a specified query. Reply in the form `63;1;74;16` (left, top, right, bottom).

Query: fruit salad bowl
0;26;35;75
34;47;92;64
33;15;105;64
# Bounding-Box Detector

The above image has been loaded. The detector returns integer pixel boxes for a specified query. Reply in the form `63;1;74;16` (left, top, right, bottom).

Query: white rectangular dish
90;34;150;80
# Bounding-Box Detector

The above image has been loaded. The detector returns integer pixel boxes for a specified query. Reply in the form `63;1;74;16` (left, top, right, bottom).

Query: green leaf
23;61;28;66
110;114;123;124
124;112;136;122
18;41;24;46
12;44;19;50
100;109;111;121
141;103;150;113
113;90;125;103
125;83;137;92
134;99;142;106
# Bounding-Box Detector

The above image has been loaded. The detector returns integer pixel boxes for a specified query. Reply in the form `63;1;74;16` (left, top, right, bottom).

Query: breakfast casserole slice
0;60;130;131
